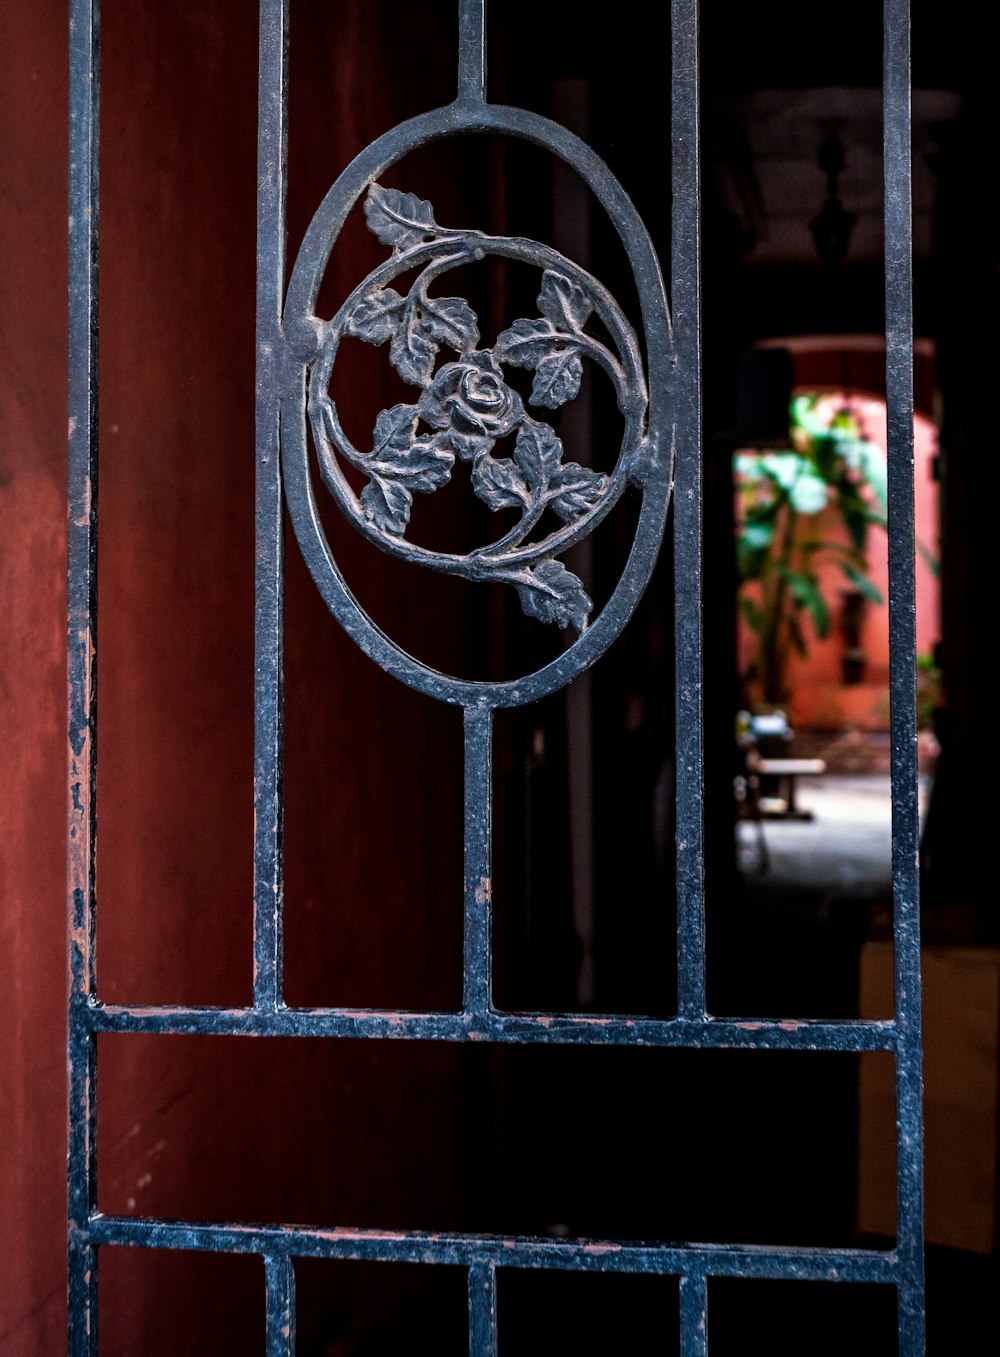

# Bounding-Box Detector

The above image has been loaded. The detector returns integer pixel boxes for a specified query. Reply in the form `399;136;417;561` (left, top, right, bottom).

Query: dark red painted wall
2;3;474;1351
1;1;72;1347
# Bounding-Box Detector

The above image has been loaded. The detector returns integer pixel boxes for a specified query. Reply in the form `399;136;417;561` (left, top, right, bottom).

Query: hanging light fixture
810;124;857;265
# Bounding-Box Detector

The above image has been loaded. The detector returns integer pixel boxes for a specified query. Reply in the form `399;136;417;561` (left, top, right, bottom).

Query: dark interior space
1;0;997;1352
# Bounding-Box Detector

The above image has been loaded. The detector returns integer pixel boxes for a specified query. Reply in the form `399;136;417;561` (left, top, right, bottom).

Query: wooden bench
750;755;827;818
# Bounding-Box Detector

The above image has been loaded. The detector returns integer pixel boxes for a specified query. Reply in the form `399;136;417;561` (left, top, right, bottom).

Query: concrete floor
736;772;929;899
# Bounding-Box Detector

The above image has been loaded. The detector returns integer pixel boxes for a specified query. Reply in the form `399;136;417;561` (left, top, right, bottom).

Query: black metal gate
67;0;925;1350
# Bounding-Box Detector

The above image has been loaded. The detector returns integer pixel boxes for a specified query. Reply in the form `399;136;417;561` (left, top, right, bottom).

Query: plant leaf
789;471;829;514
364;184;440;252
840;562;884;605
437;428;493;464
530;350;583;408
537;270;592;331
360;476;413;536
810;433;839;482
513;421;563;492
361;416;454;536
515;559;592;631
548;462;607;522
737;540;770;581
738;595;763;633
420;294;479;353
787;570;830;638
371;404;418;456
346;288;405;346
370;411;454;492
802;540;866;564
388;312;437;386
471;454;530;511
787;609;809;657
842;505;870;550
917;538;940;578
735;452;767;481
493;317;559;368
740;519;775;551
382;438;454;492
760;452;811;491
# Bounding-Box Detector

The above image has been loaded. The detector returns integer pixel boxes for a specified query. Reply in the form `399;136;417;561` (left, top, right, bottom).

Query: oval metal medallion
282;104;674;708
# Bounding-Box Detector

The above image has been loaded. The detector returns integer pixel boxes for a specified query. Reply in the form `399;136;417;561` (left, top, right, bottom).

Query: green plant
736;394;887;704
916;651;942;729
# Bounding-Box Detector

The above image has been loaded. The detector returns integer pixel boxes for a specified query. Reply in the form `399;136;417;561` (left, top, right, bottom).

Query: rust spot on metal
314;1227;411;1244
474;875;491;905
737;1022;765;1031
778;1020;806;1032
72;475;93;527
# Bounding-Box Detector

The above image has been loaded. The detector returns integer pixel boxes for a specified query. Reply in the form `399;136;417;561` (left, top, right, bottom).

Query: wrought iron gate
67;0;925;1351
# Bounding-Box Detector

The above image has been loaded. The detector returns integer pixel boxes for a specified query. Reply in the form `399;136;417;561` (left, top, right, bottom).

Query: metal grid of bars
66;0;925;1352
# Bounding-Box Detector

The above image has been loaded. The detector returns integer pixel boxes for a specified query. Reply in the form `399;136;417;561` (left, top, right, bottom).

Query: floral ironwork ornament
307;184;650;632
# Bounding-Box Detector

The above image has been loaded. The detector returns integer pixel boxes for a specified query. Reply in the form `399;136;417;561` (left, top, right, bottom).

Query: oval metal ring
282;102;674;710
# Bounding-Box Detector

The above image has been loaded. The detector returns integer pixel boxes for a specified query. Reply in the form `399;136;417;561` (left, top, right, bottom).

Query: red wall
2;3;475;1351
1;2;73;1347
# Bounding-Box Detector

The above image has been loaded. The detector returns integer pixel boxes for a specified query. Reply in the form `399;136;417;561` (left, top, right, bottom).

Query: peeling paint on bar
89;1215;901;1286
86;1003;896;1051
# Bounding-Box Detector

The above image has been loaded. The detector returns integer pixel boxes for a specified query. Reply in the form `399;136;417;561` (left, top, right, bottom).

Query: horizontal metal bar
86;1217;900;1284
85;1003;895;1051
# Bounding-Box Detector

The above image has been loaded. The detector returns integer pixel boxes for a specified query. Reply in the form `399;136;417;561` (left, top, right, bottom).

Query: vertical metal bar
67;1030;98;1356
253;0;289;1011
468;1262;498;1357
679;1273;709;1357
456;0;487;104
68;0;100;1350
463;708;493;1016
671;0;706;1019
265;1255;296;1357
554;79;597;1006
883;0;925;1352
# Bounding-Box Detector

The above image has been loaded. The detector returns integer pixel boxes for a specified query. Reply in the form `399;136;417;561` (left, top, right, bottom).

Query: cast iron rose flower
417;352;524;458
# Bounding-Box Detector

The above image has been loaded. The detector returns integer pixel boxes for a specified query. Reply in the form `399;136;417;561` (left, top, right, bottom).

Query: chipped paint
71;474;92;528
